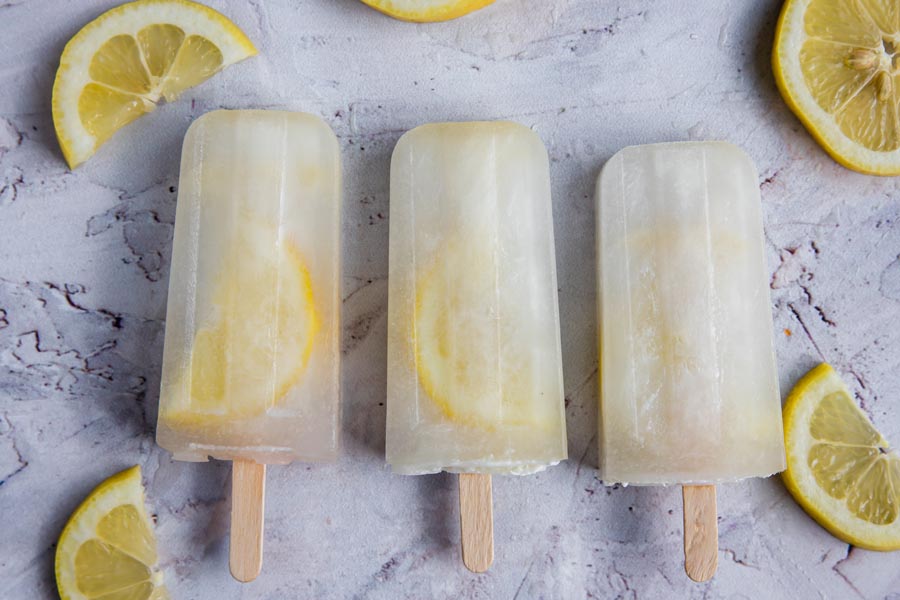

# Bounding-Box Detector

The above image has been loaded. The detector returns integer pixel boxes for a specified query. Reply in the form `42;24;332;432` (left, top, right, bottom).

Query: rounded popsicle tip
392;120;548;165
694;140;759;179
596;140;761;210
184;109;339;151
597;141;759;179
178;110;341;202
181;109;222;153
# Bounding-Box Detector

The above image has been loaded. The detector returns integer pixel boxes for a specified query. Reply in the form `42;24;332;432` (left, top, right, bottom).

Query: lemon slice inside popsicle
163;220;319;426
414;238;555;430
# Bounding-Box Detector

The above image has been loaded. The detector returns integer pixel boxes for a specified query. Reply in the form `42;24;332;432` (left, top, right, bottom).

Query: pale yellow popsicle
597;142;785;485
386;121;567;475
157;110;341;465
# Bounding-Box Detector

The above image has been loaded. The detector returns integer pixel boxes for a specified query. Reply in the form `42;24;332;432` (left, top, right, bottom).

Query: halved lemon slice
359;0;494;22
162;220;319;427
783;363;900;550
56;466;168;600
52;0;256;168
414;237;558;430
773;0;900;174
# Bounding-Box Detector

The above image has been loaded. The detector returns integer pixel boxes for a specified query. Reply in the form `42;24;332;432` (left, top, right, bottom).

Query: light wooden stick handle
230;460;266;582
459;473;494;573
682;484;718;582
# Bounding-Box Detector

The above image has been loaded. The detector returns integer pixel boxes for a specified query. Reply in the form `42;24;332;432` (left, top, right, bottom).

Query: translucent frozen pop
596;141;785;581
386;121;567;476
597;141;785;486
157;109;341;466
156;110;340;581
387;121;567;572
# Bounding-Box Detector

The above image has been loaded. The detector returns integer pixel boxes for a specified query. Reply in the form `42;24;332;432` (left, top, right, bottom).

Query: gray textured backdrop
1;0;899;598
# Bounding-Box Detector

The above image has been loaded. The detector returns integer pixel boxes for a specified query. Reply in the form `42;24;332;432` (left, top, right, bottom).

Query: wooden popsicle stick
459;473;494;573
230;460;267;583
682;484;718;582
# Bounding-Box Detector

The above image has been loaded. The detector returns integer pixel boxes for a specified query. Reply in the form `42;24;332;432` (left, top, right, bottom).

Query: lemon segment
359;0;494;22
773;0;900;174
56;466;168;600
162;220;319;427
52;0;256;168
413;237;557;430
782;363;900;550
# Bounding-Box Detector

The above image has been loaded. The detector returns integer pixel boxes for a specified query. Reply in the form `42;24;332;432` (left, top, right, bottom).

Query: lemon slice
359;0;494;22
773;0;900;174
414;237;556;429
783;363;900;550
163;220;319;426
52;0;256;168
55;466;167;600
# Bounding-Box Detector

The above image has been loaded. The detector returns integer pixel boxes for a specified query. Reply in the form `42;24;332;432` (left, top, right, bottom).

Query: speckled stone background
2;0;900;598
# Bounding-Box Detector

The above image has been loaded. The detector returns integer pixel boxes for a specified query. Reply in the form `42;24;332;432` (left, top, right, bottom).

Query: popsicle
386;121;567;572
596;141;785;581
156;109;341;581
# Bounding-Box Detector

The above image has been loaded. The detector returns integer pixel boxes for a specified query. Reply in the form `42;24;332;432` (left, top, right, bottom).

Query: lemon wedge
773;0;900;174
783;363;900;550
162;220;319;427
56;466;167;600
359;0;494;22
52;0;256;168
414;237;557;430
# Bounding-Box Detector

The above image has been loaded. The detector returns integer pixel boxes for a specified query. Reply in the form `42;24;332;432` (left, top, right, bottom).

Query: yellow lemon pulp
55;466;168;600
163;221;319;427
413;238;556;430
359;0;494;22
774;0;900;174
52;0;256;168
783;363;900;550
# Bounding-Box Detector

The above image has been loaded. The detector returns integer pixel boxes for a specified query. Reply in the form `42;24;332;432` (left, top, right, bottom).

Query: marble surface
1;0;900;598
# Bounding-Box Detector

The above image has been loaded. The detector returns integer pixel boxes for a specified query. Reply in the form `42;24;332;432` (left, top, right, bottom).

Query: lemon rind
160;233;320;428
782;363;900;551
55;466;165;600
773;0;900;175
359;0;494;22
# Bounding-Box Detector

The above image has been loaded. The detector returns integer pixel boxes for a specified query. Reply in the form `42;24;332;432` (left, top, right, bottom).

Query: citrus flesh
413;238;558;430
53;0;256;168
162;220;319;427
774;0;900;174
359;0;494;22
55;466;168;600
783;363;900;550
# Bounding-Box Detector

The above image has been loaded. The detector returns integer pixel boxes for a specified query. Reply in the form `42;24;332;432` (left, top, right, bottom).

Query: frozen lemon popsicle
596;142;784;581
386;122;567;571
156;110;340;581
